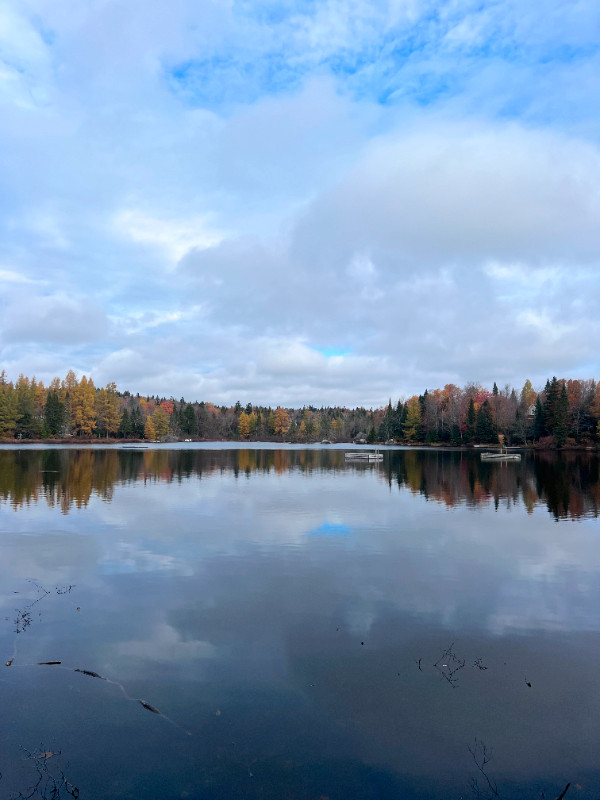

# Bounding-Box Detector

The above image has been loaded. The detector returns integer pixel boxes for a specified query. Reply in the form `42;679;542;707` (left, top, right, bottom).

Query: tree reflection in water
0;447;598;520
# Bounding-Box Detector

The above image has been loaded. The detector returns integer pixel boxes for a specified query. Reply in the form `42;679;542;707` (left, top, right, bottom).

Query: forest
0;370;599;447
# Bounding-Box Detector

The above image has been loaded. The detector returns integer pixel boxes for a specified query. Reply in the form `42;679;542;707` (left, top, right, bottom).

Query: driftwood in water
74;668;106;680
139;699;160;714
39;661;62;665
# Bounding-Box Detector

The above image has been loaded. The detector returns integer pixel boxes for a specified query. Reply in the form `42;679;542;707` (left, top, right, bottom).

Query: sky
1;0;599;408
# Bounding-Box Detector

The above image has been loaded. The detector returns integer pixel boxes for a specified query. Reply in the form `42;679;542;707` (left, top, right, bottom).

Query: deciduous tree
274;407;290;436
152;406;170;439
70;376;96;437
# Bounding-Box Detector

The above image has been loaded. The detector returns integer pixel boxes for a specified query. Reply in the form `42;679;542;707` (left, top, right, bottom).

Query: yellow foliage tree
70;376;96;437
238;411;251;438
95;382;121;437
274;407;290;436
403;396;421;442
152;406;169;439
144;416;156;440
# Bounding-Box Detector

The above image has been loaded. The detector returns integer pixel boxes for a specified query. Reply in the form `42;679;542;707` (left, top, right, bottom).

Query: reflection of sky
1;452;600;797
2;462;600;634
308;522;352;537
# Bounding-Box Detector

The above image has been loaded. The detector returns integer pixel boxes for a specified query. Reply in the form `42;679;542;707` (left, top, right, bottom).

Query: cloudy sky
1;0;599;407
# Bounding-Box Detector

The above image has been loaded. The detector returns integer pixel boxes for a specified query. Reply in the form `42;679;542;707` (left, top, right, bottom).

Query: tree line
1;370;599;447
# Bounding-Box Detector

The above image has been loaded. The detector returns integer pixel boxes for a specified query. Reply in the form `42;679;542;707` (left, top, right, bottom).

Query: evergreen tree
130;406;145;438
554;383;569;447
450;424;461;446
118;408;132;438
182;404;195;435
543;377;560;435
391;401;404;439
534;396;545;441
15;375;42;439
44;390;65;437
466;398;476;443
475;399;496;444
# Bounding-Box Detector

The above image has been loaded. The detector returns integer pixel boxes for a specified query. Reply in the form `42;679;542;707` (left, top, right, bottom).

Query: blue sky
1;0;599;406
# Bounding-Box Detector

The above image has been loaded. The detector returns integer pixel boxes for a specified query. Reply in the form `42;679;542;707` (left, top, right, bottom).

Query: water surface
1;446;599;799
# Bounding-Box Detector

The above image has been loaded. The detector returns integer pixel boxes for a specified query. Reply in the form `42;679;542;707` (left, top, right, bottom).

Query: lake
1;444;599;799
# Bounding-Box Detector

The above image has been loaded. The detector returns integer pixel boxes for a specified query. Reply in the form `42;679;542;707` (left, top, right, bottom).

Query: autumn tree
70;376;96;436
566;379;596;441
144;416;156;440
520;379;537;410
238;411;251;438
274;407;290;436
95;382;121;437
403;397;421;442
0;372;17;438
152;406;170;439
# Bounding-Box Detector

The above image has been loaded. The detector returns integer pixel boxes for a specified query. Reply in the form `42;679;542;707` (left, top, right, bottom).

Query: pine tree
466;398;476;443
554;383;569;447
183;404;196;435
534;396;545;441
130;406;145;438
44;390;65;437
118;408;132;438
475;399;496;443
543;377;560;435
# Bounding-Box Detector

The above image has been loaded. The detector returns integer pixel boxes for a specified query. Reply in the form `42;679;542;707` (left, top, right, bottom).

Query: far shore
0;437;597;451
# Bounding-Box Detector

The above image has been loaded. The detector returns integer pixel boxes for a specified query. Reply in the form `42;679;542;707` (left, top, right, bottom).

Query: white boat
345;451;383;461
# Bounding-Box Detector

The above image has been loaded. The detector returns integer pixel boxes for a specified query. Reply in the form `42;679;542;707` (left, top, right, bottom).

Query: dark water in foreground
1;445;599;800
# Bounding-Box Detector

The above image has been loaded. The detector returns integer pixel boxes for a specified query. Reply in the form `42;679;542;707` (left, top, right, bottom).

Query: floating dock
480;452;521;461
345;451;383;461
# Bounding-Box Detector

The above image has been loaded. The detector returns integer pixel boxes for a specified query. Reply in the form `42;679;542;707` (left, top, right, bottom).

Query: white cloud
0;0;599;404
2;292;108;345
0;267;38;284
114;209;223;266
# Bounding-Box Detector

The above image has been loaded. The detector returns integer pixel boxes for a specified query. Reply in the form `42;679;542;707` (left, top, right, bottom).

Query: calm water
1;445;599;800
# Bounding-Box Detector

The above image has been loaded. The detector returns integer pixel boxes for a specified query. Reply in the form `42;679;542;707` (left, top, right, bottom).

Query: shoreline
0;438;597;451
